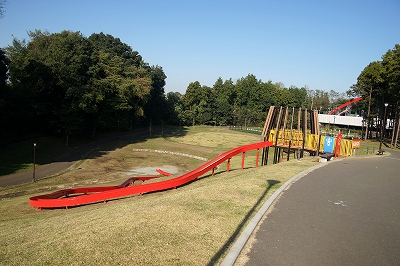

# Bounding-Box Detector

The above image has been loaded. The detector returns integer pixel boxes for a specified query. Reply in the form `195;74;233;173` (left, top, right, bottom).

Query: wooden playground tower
261;106;321;165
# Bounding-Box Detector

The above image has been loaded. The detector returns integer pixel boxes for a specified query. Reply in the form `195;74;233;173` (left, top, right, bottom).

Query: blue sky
1;0;399;94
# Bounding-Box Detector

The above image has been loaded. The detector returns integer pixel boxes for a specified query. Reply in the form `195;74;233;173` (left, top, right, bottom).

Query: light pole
33;143;36;182
379;103;389;153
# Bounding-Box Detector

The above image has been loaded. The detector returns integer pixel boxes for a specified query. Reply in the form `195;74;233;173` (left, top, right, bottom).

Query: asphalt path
224;150;400;265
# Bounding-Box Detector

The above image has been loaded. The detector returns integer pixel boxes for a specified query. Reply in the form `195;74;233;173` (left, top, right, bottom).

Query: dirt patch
125;165;179;176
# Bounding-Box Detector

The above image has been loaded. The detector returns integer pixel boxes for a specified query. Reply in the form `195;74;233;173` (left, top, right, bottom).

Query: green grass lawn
0;126;393;265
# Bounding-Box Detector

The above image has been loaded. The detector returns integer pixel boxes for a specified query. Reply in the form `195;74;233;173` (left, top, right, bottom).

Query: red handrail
29;141;273;209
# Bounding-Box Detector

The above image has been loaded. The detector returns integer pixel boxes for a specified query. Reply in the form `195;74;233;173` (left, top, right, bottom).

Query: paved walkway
222;149;400;265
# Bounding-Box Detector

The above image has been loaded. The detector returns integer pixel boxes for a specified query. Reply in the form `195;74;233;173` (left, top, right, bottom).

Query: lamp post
379;103;389;153
361;119;365;140
33;143;36;182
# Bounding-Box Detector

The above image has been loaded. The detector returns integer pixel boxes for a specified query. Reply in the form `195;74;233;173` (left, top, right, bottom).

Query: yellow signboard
352;138;361;149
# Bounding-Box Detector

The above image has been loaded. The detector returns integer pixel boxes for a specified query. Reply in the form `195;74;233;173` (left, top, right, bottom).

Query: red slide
30;141;273;209
328;97;362;115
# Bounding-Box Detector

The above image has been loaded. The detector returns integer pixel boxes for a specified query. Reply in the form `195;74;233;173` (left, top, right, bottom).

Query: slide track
30;141;273;209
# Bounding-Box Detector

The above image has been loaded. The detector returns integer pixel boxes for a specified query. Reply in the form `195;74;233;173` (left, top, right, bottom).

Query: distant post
33;143;36;182
379;103;389;154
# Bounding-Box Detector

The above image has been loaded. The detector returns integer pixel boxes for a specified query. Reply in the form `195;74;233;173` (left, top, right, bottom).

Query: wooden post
301;109;307;158
296;108;301;147
265;147;270;165
262;106;277;165
274;107;283;164
289;107;295;146
282;107;289;145
262;106;275;139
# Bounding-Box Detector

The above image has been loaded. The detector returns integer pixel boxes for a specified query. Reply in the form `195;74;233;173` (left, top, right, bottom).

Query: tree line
1;30;169;143
1;29;398;144
349;44;400;141
166;76;349;128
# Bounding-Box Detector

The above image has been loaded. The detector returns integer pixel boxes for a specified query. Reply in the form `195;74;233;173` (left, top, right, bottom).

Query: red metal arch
328;97;362;115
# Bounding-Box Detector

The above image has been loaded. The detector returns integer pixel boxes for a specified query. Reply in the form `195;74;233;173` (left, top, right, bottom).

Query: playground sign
323;136;335;153
352;138;361;149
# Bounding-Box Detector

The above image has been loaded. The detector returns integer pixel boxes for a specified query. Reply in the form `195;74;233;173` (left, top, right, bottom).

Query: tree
382;44;400;105
288;86;308;108
198;85;214;125
350;61;385;139
87;32;152;134
0;48;10;141
5;30;154;140
258;80;278;109
234;74;260;107
142;65;168;127
213;78;234;126
182;81;202;125
0;49;8;88
165;92;183;125
307;89;330;113
5;30;90;136
232;74;267;126
381;45;400;146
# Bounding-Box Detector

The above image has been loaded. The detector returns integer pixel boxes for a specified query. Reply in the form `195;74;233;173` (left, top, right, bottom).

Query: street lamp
378;103;389;153
33;143;36;182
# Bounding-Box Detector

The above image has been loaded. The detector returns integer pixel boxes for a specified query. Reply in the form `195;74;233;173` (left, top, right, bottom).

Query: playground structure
261;106;354;164
328;97;362;115
30;104;360;209
30;141;273;209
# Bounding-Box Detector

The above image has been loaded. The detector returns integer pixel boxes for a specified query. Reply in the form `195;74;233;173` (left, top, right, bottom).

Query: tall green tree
232;74;266;126
306;89;330;112
6;30;93;136
182;81;201;125
142;65;167;127
382;44;400;105
87;32;152;134
0;48;10;141
5;30;155;140
213;78;234;126
288;86;308;108
381;45;400;145
0;49;8;88
258;80;278;109
165;91;183;125
350;61;385;138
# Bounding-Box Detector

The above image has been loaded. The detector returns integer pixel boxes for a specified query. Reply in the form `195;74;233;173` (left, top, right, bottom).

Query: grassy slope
0;126;319;265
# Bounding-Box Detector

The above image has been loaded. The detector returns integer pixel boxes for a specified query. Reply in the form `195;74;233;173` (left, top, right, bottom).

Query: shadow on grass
0;125;189;178
207;179;280;265
56;125;189;162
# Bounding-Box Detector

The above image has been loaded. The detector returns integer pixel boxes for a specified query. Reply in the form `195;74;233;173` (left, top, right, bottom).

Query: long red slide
30;141;273;209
